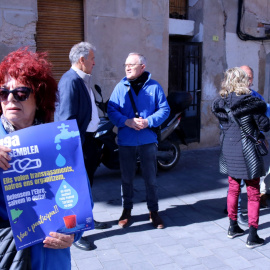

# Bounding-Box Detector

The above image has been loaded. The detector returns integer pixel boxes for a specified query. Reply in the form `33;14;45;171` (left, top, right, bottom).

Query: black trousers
82;132;99;187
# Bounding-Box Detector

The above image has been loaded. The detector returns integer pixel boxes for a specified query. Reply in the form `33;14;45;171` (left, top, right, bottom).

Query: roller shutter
36;0;84;82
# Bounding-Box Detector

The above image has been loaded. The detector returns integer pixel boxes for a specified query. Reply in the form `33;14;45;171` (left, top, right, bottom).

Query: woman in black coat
212;67;270;248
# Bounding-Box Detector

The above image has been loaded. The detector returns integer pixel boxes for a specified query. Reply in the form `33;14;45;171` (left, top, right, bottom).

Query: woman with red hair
0;48;80;269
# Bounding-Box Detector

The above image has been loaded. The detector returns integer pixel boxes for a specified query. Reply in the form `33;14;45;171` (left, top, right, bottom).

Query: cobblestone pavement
71;147;270;270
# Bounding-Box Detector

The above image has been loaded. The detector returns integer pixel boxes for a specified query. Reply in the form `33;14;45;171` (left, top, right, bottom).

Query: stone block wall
84;0;169;100
0;0;37;61
186;0;270;150
2;0;270;150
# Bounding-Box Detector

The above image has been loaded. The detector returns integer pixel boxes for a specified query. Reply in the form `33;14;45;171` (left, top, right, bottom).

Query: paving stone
75;257;103;270
95;248;121;262
166;228;192;238
131;261;155;270
237;248;264;261
129;232;154;246
223;256;253;269
155;263;181;270
248;257;270;269
71;246;97;260
182;265;207;270
90;238;115;250
199;238;227;249
71;147;270;269
153;235;180;247
177;237;202;249
229;238;249;250
104;230;130;244
92;209;114;221
146;228;169;238
187;246;214;258
145;252;174;266
258;247;270;258
114;242;139;254
71;257;78;270
101;259;130;270
181;223;203;233
202;223;225;234
137;243;163;255
201;255;228;269
172;253;201;268
161;244;187;256
122;251;148;265
211;267;234;270
214;247;240;260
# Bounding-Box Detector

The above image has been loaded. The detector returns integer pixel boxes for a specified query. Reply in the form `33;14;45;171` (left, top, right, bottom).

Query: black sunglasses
0;87;33;102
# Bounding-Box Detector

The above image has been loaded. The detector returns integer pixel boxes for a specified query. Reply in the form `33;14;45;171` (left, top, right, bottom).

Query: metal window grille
169;0;188;20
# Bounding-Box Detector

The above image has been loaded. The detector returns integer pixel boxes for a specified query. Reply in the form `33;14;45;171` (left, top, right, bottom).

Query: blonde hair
219;67;251;97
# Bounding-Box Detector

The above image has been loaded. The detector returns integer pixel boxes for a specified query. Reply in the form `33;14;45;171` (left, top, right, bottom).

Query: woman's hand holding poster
0;120;94;250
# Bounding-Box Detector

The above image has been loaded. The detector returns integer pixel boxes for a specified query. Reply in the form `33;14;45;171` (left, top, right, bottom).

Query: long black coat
212;93;270;180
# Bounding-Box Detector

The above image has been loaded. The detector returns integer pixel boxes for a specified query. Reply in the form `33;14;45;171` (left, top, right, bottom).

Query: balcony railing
169;0;188;20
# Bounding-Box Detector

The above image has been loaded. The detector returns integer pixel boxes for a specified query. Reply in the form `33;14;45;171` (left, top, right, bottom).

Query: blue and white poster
0;120;94;250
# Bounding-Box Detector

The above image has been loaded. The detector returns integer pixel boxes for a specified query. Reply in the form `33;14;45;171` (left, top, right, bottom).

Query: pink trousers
227;176;260;228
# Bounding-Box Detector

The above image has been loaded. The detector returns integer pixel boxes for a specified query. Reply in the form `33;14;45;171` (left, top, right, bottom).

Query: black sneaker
149;211;164;229
246;226;264;248
246;237;264;249
73;237;95;251
94;220;108;230
227;224;244;239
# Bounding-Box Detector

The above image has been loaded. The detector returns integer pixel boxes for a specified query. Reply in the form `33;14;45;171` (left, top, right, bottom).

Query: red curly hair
0;48;57;123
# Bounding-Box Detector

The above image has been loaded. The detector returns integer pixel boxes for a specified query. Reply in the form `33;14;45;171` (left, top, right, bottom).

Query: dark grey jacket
212;93;270;180
54;69;92;144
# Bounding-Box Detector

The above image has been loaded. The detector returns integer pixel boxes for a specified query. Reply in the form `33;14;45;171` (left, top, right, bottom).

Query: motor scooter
94;85;192;171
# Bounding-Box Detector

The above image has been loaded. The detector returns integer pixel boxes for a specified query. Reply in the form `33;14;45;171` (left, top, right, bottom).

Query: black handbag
127;86;161;141
225;107;268;156
256;140;268;156
246;133;269;156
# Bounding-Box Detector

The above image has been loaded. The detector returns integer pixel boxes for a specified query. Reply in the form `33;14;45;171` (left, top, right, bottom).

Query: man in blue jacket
55;42;108;250
107;52;170;229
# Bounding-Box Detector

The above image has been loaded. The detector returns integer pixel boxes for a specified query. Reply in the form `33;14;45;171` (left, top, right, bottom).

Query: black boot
227;218;244;239
246;226;264;248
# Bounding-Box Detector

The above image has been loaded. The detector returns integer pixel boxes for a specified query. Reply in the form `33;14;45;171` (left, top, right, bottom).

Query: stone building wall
188;0;270;149
1;0;270;149
0;0;37;61
0;0;169;103
84;0;169;101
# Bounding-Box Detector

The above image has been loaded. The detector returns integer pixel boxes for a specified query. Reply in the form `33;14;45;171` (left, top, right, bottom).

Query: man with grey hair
108;52;170;229
55;41;108;251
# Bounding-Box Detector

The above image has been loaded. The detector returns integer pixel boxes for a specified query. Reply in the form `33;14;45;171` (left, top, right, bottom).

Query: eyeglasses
123;64;143;68
0;87;33;102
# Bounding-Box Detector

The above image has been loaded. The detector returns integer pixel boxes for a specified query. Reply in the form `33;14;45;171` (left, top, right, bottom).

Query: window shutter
36;0;84;82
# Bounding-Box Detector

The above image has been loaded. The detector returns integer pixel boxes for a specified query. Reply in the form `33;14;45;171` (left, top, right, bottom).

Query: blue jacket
54;68;92;144
107;72;170;146
250;89;270;117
